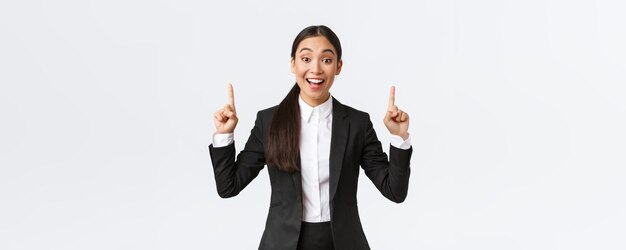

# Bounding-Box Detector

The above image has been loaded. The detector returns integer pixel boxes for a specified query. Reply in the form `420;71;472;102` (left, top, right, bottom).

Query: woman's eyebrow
299;48;336;55
322;49;335;55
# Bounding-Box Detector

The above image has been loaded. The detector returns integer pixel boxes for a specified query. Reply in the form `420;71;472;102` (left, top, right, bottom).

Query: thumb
384;110;394;123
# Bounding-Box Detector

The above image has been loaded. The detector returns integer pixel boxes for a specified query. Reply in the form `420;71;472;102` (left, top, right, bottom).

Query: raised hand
214;83;239;133
383;86;409;140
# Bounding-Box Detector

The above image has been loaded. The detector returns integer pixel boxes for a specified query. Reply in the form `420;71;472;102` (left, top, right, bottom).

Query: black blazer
209;98;412;250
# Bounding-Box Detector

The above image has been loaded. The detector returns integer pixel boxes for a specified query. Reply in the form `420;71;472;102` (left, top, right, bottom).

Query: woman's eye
301;57;310;62
322;58;332;64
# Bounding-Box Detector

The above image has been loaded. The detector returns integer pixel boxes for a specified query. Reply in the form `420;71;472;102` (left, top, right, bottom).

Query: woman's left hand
383;86;410;140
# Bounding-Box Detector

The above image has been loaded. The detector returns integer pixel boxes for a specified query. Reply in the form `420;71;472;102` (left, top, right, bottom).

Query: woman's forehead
297;36;336;54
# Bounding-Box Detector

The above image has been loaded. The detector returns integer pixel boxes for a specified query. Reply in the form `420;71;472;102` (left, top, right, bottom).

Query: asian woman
210;25;412;250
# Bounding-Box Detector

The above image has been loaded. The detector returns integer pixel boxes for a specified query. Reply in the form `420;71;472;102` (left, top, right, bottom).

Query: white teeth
307;78;324;84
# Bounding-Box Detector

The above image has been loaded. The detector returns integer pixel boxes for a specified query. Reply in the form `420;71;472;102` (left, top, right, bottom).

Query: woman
210;25;412;250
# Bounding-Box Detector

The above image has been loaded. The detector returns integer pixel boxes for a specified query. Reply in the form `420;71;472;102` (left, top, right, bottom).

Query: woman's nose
310;61;323;74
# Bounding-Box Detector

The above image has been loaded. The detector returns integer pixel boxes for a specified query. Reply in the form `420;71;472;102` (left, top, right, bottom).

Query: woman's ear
290;58;295;74
336;59;343;75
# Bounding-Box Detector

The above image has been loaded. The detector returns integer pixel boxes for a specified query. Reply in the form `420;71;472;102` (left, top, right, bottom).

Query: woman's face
291;36;342;107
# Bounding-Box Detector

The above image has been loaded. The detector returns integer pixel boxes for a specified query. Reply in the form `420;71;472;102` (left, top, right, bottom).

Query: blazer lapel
329;98;349;202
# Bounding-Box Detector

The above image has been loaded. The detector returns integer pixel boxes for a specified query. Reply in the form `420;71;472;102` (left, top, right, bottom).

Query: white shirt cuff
213;133;234;147
390;134;411;150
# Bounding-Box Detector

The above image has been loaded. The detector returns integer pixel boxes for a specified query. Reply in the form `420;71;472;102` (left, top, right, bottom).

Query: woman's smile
306;78;325;90
306;78;325;85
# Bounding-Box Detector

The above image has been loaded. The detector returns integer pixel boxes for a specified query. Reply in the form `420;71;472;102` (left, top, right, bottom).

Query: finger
400;111;408;122
388;104;399;114
389;110;399;119
228;83;235;110
395;110;403;121
224;104;237;116
223;104;233;113
387;86;396;110
222;105;236;118
215;111;225;122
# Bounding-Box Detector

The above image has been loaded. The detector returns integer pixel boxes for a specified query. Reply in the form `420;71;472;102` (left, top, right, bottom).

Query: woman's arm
209;84;265;198
209;111;266;198
360;115;412;203
360;86;412;203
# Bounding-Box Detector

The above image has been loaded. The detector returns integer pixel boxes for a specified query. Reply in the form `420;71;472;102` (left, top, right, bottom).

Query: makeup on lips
306;78;325;90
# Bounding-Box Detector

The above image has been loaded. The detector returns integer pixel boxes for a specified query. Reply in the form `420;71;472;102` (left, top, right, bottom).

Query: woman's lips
306;78;325;90
306;78;325;85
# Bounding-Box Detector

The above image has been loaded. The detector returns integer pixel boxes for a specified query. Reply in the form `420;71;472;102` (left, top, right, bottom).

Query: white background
1;0;625;249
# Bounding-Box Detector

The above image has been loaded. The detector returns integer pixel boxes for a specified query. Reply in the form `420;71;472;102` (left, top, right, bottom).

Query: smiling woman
210;25;412;250
268;26;344;174
291;35;343;106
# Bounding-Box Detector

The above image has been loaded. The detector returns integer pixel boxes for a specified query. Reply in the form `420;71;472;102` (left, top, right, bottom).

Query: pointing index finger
228;83;235;109
388;85;396;110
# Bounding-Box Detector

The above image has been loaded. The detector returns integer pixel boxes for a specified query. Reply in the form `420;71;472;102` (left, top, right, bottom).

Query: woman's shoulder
333;98;371;121
256;105;278;118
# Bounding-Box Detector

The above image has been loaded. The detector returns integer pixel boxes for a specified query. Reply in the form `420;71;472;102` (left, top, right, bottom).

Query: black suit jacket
209;98;412;250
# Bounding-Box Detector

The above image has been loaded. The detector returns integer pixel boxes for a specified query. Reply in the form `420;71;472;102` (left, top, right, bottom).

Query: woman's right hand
214;83;238;133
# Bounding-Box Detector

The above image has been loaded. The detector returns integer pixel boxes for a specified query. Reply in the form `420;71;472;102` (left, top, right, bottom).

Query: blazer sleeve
209;111;266;198
360;114;412;203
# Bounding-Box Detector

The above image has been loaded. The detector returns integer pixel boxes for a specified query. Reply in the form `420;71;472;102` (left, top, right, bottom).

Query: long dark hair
266;25;343;173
